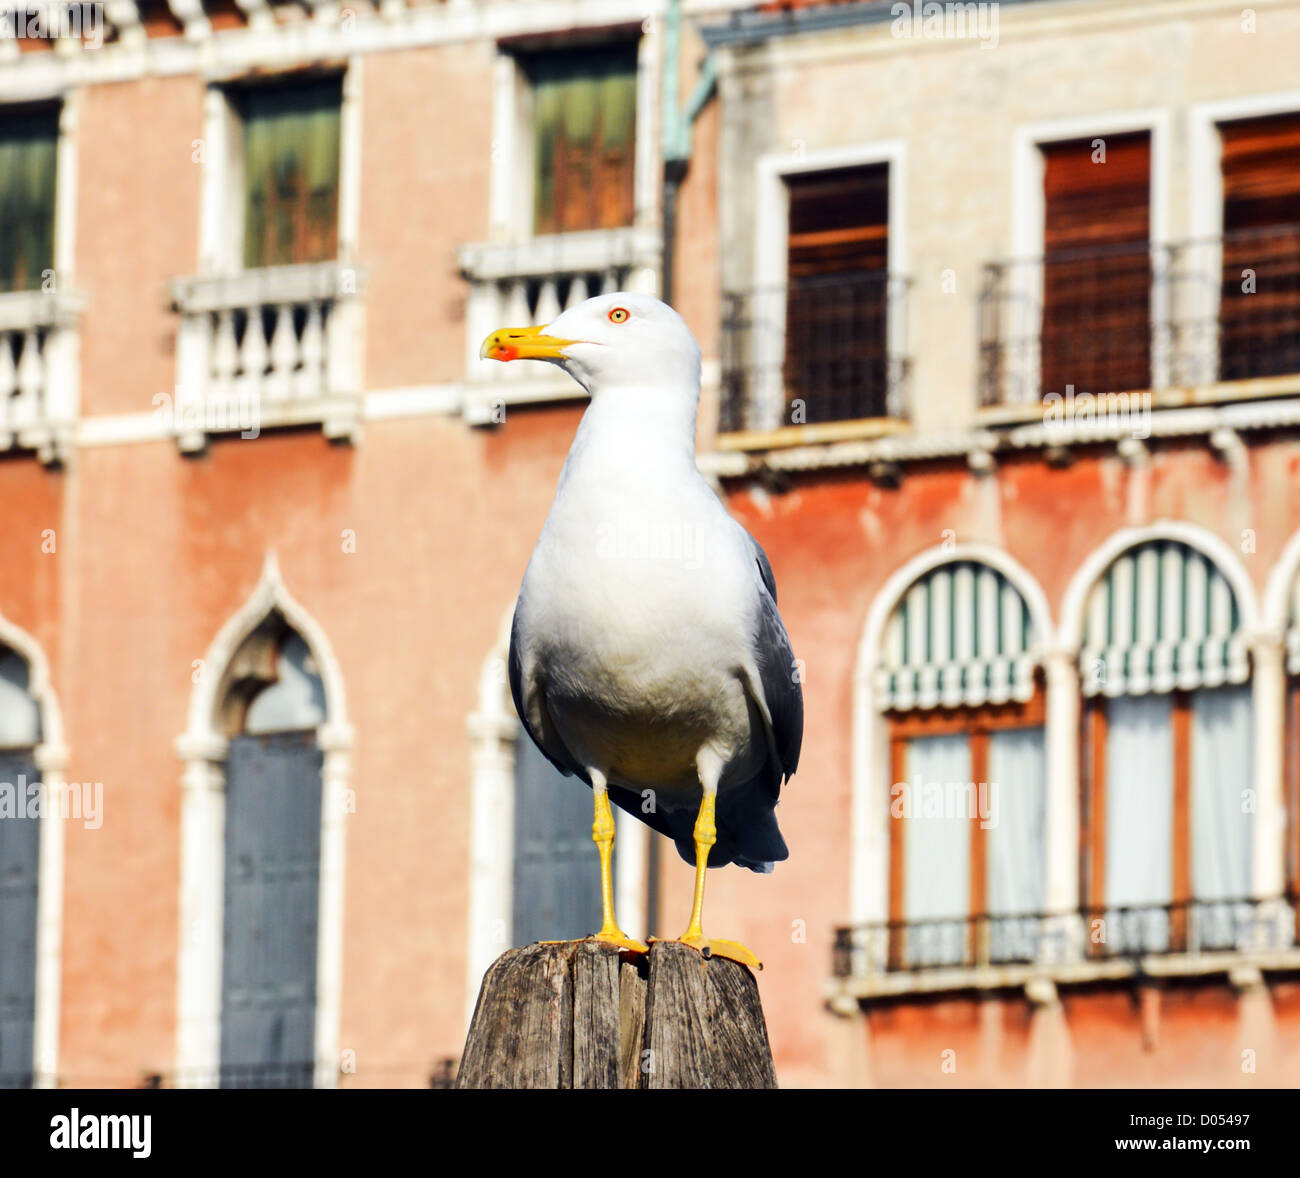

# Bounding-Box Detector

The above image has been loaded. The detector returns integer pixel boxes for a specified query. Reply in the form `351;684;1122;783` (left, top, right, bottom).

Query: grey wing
507;608;591;785
738;525;803;783
751;587;803;783
747;532;779;605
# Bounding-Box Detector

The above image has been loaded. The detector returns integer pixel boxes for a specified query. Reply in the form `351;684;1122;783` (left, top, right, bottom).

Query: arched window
876;561;1046;968
216;624;325;1089
1079;539;1252;954
511;725;606;946
0;646;41;1089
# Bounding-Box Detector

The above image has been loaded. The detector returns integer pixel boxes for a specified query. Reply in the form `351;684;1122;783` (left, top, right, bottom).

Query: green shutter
878;561;1038;711
240;77;342;270
0;107;58;294
528;47;637;235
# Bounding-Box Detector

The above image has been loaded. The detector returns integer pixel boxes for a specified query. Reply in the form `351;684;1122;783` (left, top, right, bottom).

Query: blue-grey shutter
0;750;39;1089
512;728;605;946
220;731;322;1088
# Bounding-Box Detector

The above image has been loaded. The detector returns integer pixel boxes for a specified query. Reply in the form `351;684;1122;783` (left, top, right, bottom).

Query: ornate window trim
174;552;352;1088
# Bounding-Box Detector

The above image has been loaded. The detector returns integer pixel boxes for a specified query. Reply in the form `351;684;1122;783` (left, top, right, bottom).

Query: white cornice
698;397;1300;479
0;0;668;101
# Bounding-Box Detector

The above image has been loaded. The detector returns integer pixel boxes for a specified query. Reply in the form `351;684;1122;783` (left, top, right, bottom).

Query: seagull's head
479;292;702;398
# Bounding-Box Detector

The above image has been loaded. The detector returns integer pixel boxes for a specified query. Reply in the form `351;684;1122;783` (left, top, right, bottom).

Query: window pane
239;78;341;269
528;47;637;235
0;107;58;293
1040;132;1151;398
1218;113;1300;381
902;732;970;966
1190;685;1254;949
512;728;604;945
986;726;1046;962
1105;693;1173;952
783;165;891;423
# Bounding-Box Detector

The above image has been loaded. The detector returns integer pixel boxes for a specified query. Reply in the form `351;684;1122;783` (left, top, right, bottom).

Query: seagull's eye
608;307;630;324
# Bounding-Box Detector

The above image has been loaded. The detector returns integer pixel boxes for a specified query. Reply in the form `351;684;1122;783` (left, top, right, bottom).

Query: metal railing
832;895;1300;979
720;270;911;432
978;224;1300;407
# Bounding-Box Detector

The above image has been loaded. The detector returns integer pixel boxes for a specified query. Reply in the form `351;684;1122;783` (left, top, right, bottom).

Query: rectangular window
1039;132;1152;399
235;76;342;270
783;164;890;423
0;105;58;293
888;696;1046;970
524;46;638;236
1088;686;1255;957
1218;112;1300;381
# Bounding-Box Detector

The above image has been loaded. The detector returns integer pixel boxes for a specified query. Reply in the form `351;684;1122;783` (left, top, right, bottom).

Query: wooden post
455;940;778;1089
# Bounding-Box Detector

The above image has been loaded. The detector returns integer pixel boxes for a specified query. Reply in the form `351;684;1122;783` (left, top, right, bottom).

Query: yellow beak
479;324;578;363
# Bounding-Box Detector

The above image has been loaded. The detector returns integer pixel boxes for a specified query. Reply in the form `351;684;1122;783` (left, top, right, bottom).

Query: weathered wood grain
456;939;777;1090
572;941;622;1089
618;959;648;1089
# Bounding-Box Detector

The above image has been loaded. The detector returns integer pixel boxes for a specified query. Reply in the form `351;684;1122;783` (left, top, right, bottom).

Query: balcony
978;225;1300;412
0;289;86;464
719;270;911;441
828;896;1300;1004
169;262;365;452
458;226;661;425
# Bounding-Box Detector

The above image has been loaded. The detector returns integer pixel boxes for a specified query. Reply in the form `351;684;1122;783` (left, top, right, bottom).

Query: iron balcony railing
720;270;911;433
979;224;1300;407
832;895;1300;980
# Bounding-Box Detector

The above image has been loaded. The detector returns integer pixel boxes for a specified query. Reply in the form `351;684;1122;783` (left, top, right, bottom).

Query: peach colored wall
51;400;583;1086
44;409;1300;1086
75;75;204;417
359;43;496;390
673;440;1300;1086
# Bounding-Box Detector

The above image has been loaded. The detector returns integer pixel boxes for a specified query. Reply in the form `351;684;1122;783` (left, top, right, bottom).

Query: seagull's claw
675;932;762;971
591;930;649;955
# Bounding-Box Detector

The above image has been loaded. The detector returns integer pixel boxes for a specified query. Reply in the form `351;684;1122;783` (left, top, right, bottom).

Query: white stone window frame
174;553;353;1090
1186;89;1300;399
0;609;67;1089
850;544;1055;932
464;607;648;1029
196;63;363;276
746;139;907;432
1006;108;1171;405
461;25;663;422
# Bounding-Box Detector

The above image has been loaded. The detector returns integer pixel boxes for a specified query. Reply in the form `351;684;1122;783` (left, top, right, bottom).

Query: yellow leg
590;789;648;954
675;792;762;970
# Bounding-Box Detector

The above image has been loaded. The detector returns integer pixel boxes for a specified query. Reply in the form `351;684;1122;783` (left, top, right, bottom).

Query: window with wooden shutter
512;726;605;946
0;106;58;294
236;77;342;270
783;164;891;422
0;648;41;1090
526;46;638;236
1218;112;1300;381
1040;133;1152;398
219;634;323;1089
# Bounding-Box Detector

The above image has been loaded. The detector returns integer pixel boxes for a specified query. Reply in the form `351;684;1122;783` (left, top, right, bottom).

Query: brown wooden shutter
1218;113;1300;381
783;164;890;422
1040;132;1151;398
529;46;637;236
239;76;342;270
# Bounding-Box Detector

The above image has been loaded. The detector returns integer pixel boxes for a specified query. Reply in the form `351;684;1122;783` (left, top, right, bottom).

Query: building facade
0;0;1298;1089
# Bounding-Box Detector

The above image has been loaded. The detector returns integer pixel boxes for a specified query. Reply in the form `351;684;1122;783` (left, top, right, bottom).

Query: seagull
480;292;802;969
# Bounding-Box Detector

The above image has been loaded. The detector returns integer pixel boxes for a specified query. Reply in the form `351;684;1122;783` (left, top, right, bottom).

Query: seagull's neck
569;382;700;474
